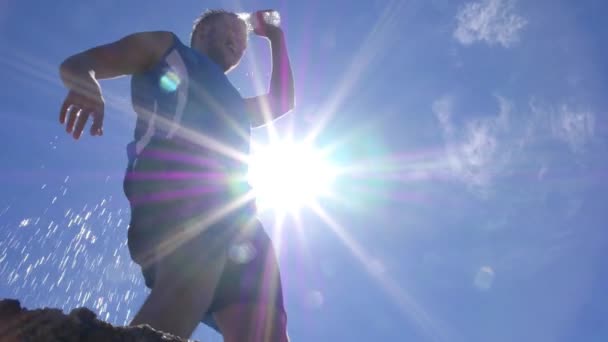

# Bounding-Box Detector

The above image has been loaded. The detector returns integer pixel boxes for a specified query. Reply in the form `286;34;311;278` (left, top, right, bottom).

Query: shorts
123;150;285;331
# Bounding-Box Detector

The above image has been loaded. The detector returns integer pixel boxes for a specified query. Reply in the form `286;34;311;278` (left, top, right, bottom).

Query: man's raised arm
244;16;295;128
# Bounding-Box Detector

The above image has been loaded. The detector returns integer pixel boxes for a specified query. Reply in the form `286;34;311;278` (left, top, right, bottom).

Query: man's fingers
66;106;80;133
90;125;104;136
73;111;90;139
60;98;71;124
90;111;104;136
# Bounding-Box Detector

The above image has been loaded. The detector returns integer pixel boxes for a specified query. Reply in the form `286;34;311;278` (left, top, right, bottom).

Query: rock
0;298;196;342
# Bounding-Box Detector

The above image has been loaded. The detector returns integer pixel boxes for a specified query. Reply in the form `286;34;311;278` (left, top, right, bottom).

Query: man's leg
124;156;235;338
129;230;227;339
212;229;289;342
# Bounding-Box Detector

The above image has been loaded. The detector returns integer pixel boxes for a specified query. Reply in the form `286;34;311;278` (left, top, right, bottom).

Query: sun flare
248;141;336;213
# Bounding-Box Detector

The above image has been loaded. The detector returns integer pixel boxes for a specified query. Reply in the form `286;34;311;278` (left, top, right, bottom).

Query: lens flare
159;71;181;92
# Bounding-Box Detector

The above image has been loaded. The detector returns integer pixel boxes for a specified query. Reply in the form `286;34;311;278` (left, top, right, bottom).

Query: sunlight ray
0;50;62;88
0;48;136;130
189;80;252;142
0;46;256;167
133;108;251;164
136;190;256;270
304;0;409;143
335;150;449;180
271;210;287;258
244;51;281;142
309;200;447;342
290;210;313;265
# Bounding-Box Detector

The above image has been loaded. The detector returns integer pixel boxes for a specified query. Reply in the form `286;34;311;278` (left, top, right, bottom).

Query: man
58;8;294;341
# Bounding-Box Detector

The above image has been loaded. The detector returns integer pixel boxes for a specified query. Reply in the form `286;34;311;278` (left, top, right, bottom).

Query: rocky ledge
0;298;195;342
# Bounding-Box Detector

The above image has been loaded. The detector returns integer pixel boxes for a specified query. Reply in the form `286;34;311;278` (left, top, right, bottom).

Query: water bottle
239;10;281;32
261;11;281;27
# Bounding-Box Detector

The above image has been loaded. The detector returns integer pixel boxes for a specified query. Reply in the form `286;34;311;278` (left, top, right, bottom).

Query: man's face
194;14;248;73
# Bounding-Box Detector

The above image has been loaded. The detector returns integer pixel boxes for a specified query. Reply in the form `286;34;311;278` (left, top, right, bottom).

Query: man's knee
215;304;289;342
256;310;288;342
266;312;289;342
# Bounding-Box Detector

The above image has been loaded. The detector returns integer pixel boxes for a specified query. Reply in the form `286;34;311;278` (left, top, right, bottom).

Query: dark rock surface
0;298;196;342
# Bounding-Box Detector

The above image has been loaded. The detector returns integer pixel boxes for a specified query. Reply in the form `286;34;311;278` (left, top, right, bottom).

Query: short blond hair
190;9;242;45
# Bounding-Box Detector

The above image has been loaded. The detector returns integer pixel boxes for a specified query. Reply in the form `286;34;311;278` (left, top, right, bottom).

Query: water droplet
305;290;324;309
228;242;256;264
19;219;31;228
474;266;495;290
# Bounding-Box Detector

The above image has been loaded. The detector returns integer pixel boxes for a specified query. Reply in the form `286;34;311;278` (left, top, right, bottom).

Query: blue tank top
127;33;251;175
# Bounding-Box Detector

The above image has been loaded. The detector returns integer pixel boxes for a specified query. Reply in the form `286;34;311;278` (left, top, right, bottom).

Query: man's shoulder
151;32;196;59
142;31;180;52
139;31;197;69
118;31;180;68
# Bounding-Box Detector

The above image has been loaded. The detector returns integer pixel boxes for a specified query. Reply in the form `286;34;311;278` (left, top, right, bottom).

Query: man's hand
251;10;283;39
59;77;105;140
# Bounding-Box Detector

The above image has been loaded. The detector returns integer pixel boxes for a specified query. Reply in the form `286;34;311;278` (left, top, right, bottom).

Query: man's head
191;9;248;73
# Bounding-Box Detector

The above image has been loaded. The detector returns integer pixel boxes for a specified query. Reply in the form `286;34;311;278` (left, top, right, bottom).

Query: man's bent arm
245;29;295;128
58;31;173;139
59;31;173;91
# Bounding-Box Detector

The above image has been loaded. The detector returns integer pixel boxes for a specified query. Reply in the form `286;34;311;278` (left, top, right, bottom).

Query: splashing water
0;177;146;327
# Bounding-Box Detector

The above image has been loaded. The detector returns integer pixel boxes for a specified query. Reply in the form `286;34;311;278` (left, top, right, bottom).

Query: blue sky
1;0;607;341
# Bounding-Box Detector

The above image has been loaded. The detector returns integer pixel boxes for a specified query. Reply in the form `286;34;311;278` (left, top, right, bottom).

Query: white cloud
552;107;595;153
454;0;527;48
529;100;596;153
434;95;597;196
432;95;454;134
434;95;513;194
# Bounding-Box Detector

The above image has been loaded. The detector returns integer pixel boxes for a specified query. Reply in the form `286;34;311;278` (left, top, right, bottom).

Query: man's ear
198;25;213;40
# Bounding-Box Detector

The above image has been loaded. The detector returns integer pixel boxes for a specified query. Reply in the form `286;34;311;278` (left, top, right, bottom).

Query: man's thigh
154;221;230;285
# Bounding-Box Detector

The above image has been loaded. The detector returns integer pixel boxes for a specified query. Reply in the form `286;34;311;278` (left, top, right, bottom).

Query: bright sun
247;141;336;213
